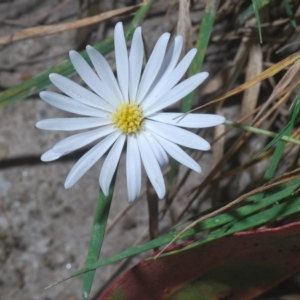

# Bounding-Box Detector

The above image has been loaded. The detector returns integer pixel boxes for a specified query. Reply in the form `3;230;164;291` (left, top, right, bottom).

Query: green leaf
99;222;300;300
52;179;300;284
0;38;112;109
238;0;276;26
284;0;297;28
180;194;300;253
225;120;300;147
256;89;300;157
191;178;300;230
77;191;300;274
81;176;116;300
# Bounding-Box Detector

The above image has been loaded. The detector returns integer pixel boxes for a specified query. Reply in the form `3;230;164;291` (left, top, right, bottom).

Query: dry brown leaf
0;4;140;45
187;50;300;114
201;70;226;95
177;0;192;54
241;43;262;124
254;60;300;122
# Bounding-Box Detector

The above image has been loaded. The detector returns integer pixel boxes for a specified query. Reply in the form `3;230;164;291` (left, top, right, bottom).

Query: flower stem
81;173;116;300
225;120;300;146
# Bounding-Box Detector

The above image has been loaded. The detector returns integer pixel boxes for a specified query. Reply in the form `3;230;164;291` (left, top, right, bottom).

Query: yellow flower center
112;103;144;134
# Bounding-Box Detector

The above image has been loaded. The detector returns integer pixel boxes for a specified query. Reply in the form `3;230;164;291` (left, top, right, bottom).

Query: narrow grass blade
256;88;300;155
195;50;300;110
225;120;300;146
48;179;300;286
0;6;140;45
238;0;275;26
81;174;116;300
179;195;300;253
284;0;297;28
64;192;300;278
189;178;300;230
244;89;300;205
0;38;113;109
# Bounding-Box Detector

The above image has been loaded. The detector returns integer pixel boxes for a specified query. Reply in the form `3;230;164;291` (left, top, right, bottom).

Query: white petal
145;120;211;151
40;91;107;117
126;135;142;202
114;22;129;102
153;134;201;173
148;113;225;128
144;72;209;114
129;27;143;102
69;50;108;100
136;33;170;104
144;131;168;168
52;125;115;154
64;131;121;188
36;117;112;131
100;135;125;195
86;45;123;106
41;149;64;162
141;48;197;108
137;132;165;199
49;74;114;112
147;36;183;93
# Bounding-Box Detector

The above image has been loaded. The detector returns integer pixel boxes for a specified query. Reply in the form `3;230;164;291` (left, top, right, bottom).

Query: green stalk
225;120;300;146
81;175;116;300
80;2;154;299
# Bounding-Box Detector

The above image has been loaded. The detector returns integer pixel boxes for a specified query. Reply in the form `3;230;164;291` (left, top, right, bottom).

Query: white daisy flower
36;22;225;202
